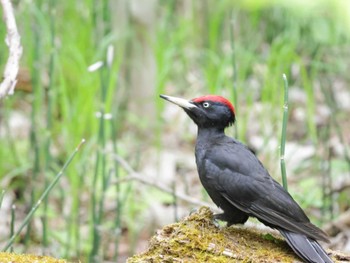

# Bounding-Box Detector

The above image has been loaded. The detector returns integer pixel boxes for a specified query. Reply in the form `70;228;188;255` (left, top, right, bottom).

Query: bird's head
160;94;235;129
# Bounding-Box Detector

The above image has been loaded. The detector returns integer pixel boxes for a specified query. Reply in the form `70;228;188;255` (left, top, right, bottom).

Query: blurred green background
1;0;350;262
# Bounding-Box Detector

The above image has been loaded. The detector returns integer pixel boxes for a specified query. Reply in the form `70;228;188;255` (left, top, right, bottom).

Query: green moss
0;252;70;263
127;206;332;263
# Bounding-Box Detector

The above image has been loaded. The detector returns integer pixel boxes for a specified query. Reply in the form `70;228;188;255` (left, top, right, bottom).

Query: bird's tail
279;230;333;263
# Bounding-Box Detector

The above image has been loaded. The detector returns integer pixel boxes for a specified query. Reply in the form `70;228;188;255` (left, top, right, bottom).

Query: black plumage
160;94;333;263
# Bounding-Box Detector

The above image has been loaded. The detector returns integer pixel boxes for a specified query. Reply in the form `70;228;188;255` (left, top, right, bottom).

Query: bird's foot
213;212;249;227
213;213;227;222
213;213;229;228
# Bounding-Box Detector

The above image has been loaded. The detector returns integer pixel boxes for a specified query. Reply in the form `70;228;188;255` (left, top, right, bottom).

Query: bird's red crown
192;95;235;115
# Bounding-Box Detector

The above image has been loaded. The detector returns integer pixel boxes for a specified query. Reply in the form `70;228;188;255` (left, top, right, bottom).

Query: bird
160;94;333;263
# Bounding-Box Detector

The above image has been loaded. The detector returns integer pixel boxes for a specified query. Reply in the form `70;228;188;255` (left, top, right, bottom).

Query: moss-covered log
128;207;350;263
0;252;69;263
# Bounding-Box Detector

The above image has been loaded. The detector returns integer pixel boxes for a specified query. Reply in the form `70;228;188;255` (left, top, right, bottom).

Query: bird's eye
202;102;210;108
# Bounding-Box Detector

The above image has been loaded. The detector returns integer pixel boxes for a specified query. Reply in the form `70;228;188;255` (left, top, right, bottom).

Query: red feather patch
192;95;235;115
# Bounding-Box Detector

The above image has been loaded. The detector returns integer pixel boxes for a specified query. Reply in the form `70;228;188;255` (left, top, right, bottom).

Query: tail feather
310;241;334;263
279;230;333;263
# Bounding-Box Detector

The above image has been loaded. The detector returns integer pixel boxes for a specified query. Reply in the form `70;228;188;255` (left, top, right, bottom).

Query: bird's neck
195;127;225;161
197;127;225;143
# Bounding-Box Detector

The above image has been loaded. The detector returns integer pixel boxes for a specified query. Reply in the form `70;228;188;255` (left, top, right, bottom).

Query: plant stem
280;74;289;191
90;56;110;263
27;7;42;246
10;205;15;252
229;11;238;138
0;190;5;209
43;0;56;251
110;115;121;261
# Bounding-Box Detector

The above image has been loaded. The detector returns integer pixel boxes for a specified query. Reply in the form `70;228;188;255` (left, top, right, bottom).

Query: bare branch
0;0;23;98
112;154;218;210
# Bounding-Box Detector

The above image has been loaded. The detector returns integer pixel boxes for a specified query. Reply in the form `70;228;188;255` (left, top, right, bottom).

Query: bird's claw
212;213;227;228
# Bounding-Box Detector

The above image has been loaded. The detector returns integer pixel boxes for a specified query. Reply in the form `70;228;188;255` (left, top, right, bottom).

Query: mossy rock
0;252;69;263
128;206;349;263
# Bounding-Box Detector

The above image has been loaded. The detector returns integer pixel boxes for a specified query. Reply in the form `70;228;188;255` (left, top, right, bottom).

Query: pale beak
160;94;197;109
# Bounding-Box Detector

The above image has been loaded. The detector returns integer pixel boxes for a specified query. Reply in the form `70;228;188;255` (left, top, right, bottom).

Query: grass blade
229;11;238;138
2;139;86;252
0;190;5;209
10;205;15;252
280;74;289;191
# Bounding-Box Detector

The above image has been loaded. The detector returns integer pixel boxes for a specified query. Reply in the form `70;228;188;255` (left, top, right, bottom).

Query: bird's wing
204;140;329;242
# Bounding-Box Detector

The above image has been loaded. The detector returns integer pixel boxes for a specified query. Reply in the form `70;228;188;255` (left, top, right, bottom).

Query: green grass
1;0;350;261
280;74;289;191
2;139;85;252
